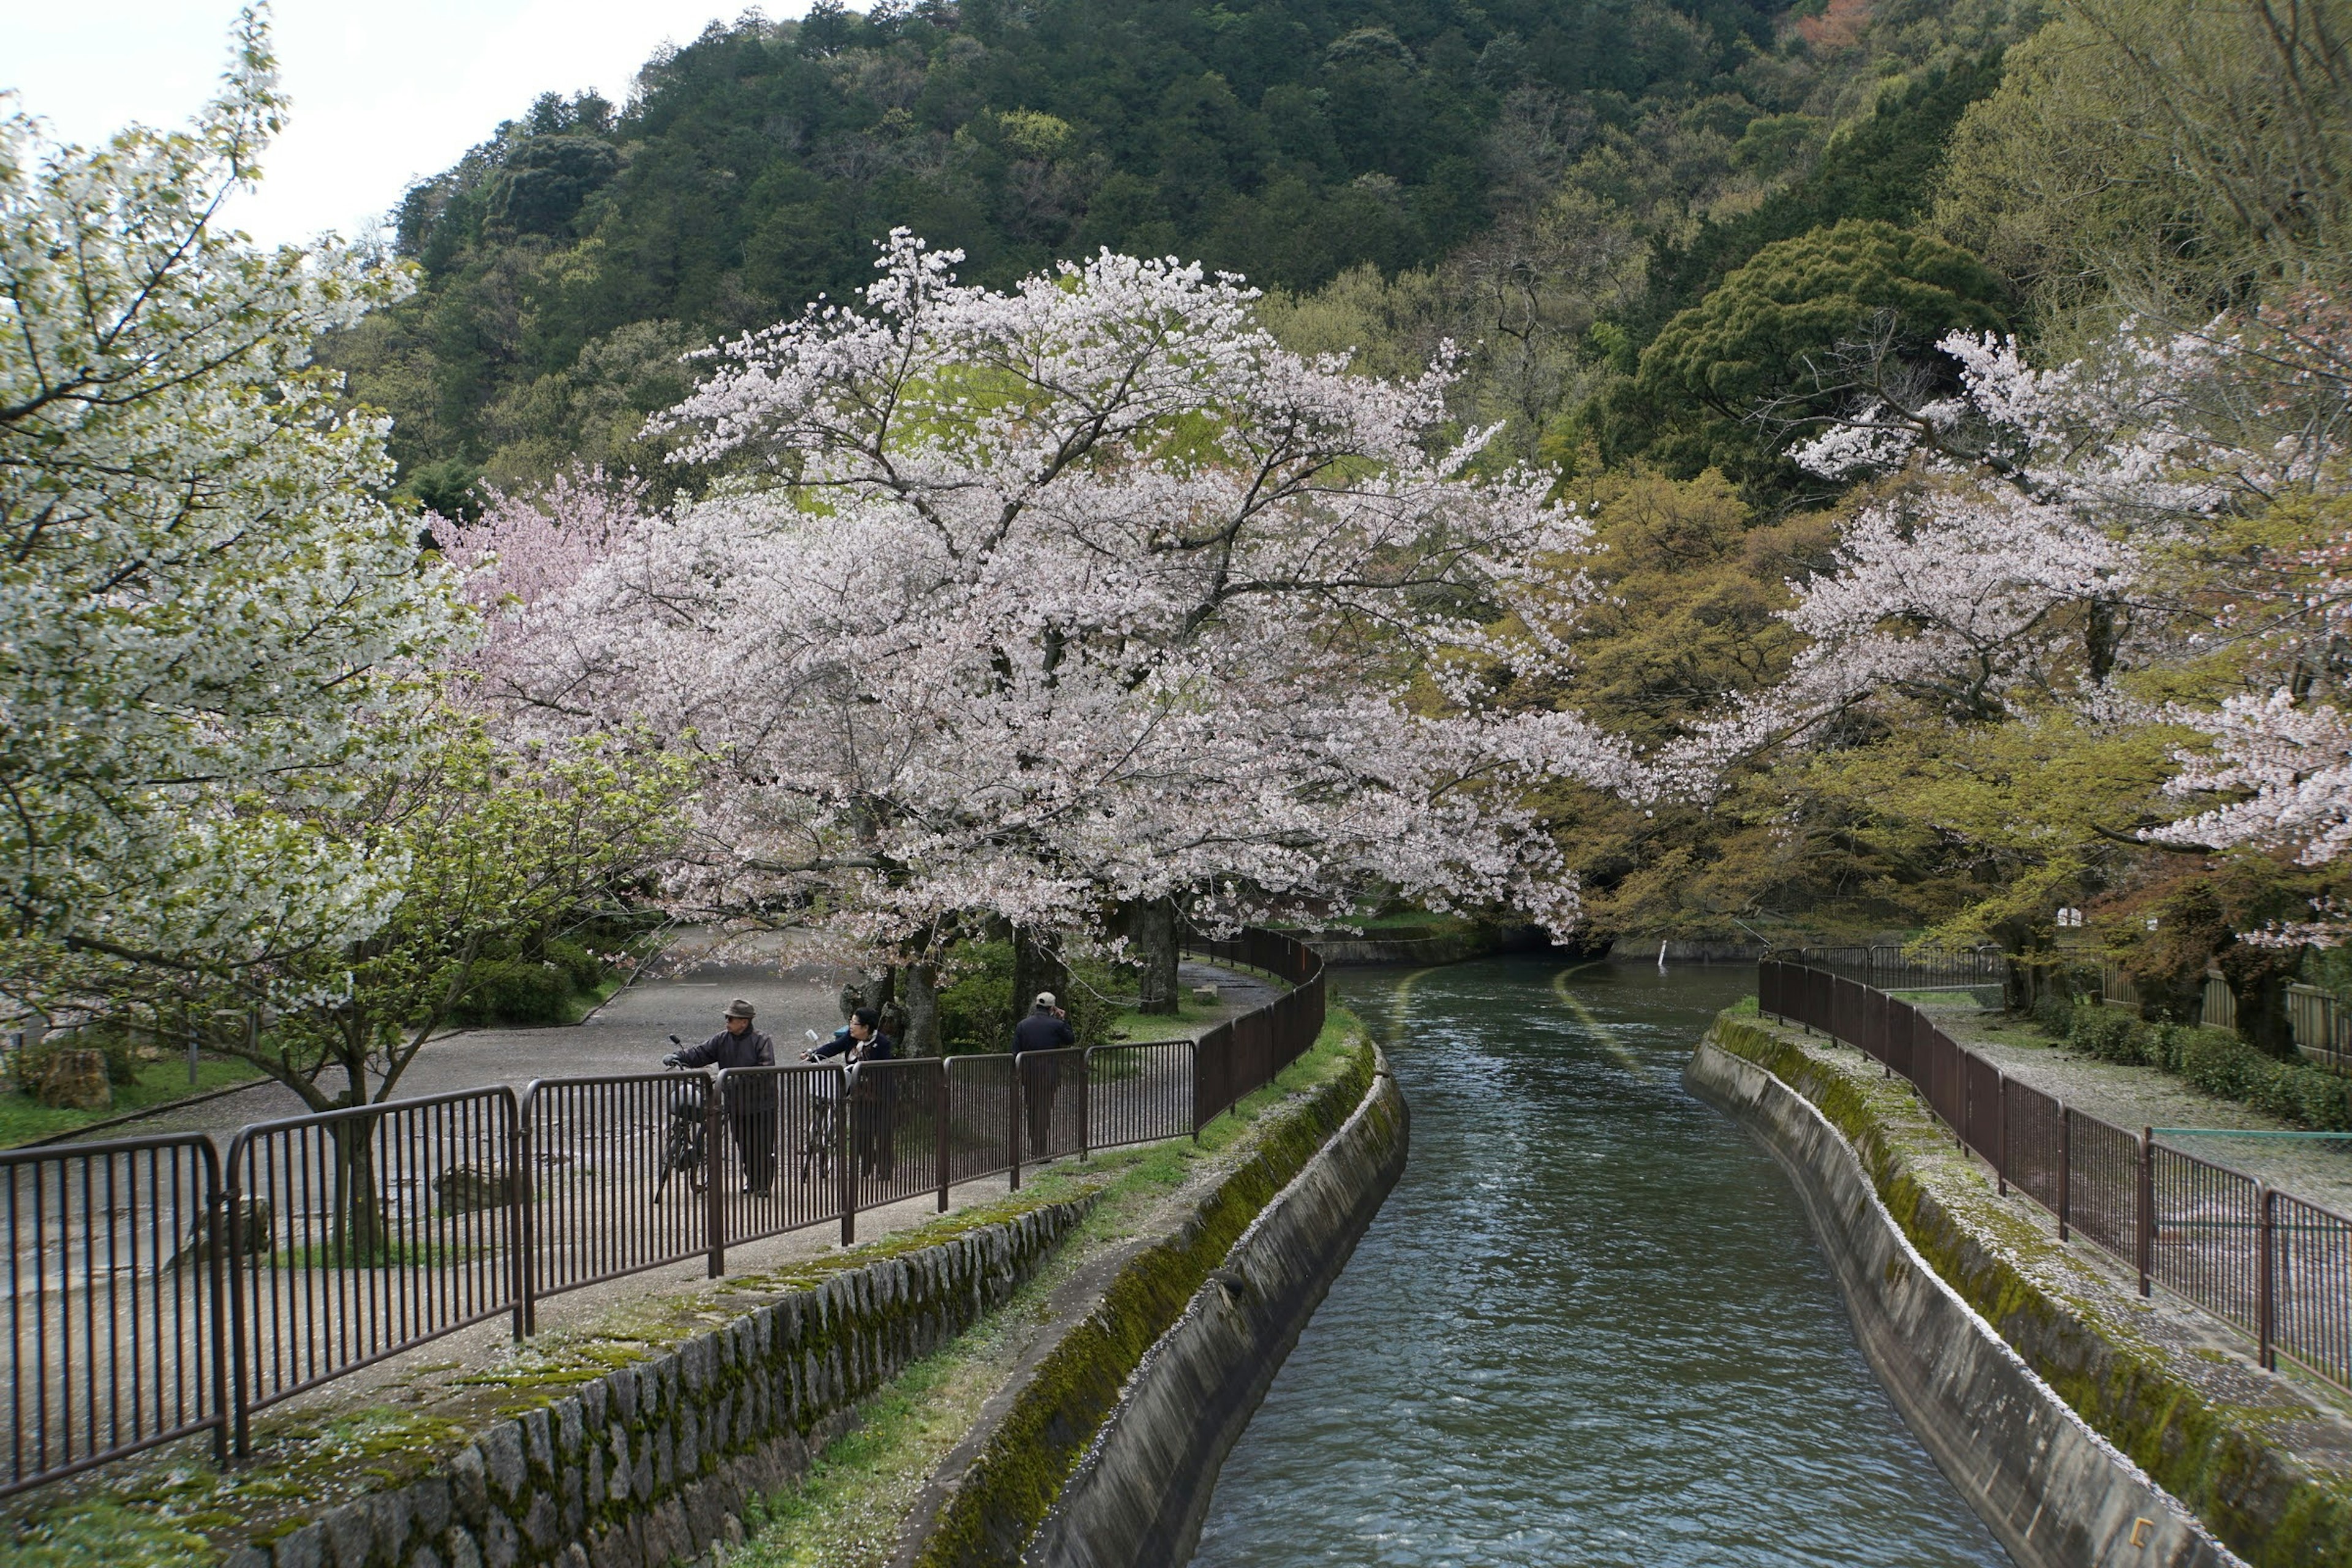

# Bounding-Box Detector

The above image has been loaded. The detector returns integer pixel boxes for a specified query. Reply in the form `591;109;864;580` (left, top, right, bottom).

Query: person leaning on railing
810;1007;897;1178
666;999;778;1193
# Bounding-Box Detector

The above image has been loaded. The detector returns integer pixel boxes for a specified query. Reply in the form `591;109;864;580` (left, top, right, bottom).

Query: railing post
840;1066;858;1246
1009;1054;1023;1192
506;1088;530;1339
936;1060;951;1213
222;1136;254;1460
1191;1040;1204;1143
706;1071;727;1277
2258;1184;2277;1371
1079;1048;1093;1162
2058;1105;2072;1242
2137;1125;2155;1297
203;1148;230;1468
1996;1072;2008;1197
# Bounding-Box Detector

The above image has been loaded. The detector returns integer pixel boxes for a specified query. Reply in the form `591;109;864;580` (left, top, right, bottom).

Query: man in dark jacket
668;1000;777;1191
1014;992;1075;1158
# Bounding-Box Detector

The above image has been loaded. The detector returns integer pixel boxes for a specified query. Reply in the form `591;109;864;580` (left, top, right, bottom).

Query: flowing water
1190;957;2011;1568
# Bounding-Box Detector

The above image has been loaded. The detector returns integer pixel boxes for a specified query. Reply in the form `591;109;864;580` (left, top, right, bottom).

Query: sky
1;1;797;249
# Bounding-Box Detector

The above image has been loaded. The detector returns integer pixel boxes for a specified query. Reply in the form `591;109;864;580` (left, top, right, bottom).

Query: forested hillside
334;0;2035;507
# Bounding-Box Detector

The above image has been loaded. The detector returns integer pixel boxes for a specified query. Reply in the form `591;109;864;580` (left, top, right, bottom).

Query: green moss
1707;1014;2352;1568
911;1015;1377;1568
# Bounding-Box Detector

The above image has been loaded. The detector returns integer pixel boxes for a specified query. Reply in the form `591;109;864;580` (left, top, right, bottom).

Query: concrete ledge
1686;1033;2241;1568
1025;1052;1406;1568
895;1036;1397;1567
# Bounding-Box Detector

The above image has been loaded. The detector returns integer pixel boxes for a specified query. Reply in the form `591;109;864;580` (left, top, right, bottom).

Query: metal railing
0;930;1325;1496
1762;958;2352;1393
1782;943;2008;993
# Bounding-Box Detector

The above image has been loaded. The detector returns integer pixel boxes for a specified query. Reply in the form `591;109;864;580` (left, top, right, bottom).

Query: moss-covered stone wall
222;1200;1093;1568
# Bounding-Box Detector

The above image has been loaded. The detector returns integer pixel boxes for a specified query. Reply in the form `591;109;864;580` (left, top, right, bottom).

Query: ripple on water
1187;959;2011;1568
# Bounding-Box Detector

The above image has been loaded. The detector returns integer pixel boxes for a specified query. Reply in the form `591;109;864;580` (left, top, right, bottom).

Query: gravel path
1917;997;2352;1213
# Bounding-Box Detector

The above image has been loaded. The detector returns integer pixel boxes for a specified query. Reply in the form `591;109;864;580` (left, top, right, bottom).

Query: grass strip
734;1005;1370;1567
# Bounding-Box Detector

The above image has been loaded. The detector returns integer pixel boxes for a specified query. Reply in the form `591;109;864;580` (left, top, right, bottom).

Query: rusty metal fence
0;930;1326;1497
1762;958;2352;1393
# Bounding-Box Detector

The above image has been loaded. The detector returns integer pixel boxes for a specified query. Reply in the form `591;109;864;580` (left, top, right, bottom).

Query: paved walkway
69;940;1278;1147
1915;996;2352;1214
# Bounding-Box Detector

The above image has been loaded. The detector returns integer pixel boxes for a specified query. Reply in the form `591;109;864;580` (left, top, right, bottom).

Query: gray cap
724;998;757;1020
1033;991;1057;1011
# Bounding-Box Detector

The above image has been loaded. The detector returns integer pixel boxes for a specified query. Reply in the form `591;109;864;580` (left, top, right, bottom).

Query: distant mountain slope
328;0;2035;505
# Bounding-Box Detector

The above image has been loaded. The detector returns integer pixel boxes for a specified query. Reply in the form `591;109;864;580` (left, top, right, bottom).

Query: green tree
1627;219;2009;492
1934;0;2352;317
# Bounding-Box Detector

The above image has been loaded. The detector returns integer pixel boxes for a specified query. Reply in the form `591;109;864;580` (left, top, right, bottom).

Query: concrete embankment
1690;1014;2352;1568
893;1038;1407;1567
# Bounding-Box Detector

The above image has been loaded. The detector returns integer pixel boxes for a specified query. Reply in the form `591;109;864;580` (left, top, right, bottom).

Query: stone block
407;1547;444;1568
560;1464;584;1538
656;1425;675;1492
581;1378;608;1433
609;1368;638;1428
521;1492;559;1555
413;1477;453;1540
560;1547;590;1568
320;1504;371;1568
522;1408;554;1477
586;1444;607;1510
274;1522;328;1568
483;1423;527;1504
442;1528;483;1568
679;1336;711;1396
224;1548;271;1568
481;1513;521;1568
556;1397;586;1463
374;1492;414;1564
448;1446;491;1528
676;1406;699;1477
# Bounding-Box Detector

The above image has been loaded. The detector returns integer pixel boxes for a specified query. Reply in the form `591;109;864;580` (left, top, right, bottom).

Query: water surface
1190;958;2010;1568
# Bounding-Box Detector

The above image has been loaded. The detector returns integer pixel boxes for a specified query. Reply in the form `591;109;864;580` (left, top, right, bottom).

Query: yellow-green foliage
1708;1014;2352;1568
911;1022;1376;1567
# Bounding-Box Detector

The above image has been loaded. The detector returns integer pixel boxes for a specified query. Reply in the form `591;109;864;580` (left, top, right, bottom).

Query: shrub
2063;1004;2143;1063
454;959;573;1026
541;938;605;993
938;942;1014;1054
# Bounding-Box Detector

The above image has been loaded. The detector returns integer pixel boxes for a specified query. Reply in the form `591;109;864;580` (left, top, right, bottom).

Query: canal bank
1191;958;2008;1567
1694;1011;2352;1568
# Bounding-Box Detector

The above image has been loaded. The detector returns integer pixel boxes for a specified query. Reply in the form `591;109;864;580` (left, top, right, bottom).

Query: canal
1191;957;2010;1567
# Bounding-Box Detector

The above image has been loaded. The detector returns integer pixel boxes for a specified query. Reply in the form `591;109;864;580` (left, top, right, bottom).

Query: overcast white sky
2;2;798;248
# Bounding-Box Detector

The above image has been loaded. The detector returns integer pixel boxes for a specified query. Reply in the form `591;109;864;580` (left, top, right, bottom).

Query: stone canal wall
225;1199;1093;1568
1687;1021;2254;1568
894;1037;1405;1568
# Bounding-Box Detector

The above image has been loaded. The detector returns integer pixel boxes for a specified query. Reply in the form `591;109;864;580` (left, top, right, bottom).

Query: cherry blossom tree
0;12;470;1010
1658;295;2352;944
459;235;1632;995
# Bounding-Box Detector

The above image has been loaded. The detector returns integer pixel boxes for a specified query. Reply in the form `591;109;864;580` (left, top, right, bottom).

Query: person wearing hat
1014;992;1074;1159
667;1000;777;1190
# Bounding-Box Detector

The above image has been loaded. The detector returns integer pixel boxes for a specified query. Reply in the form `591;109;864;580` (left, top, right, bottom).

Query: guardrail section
1763;957;2352;1393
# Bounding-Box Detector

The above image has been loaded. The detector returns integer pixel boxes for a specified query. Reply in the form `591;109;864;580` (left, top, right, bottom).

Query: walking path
83;940;1280;1147
1909;995;2352;1214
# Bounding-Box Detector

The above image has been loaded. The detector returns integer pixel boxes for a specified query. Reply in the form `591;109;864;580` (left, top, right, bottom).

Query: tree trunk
330;1114;386;1264
900;962;940;1056
1010;927;1068;1047
1129;898;1180;1016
